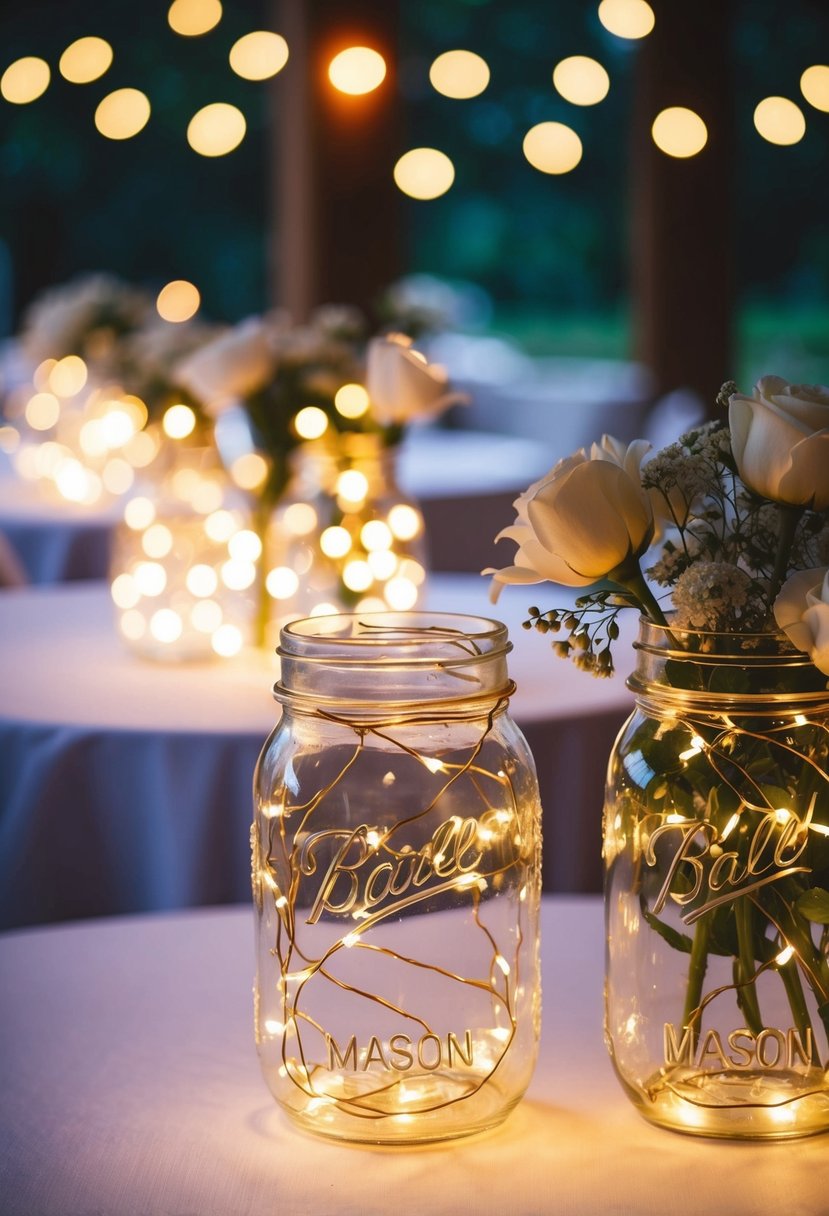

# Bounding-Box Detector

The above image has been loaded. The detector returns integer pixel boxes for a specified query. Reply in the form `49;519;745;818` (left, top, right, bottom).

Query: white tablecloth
0;577;634;927
1;899;825;1216
0;429;555;582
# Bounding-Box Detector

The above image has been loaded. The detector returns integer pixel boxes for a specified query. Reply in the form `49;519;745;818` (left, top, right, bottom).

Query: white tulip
729;376;829;510
175;316;276;415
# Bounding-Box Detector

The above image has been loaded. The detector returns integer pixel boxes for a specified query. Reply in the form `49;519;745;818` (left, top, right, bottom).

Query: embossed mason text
326;1030;475;1072
663;1023;817;1070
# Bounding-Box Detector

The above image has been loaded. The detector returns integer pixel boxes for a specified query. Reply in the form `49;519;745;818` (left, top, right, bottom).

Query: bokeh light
59;37;113;84
1;57;50;105
597;0;655;40
334;383;370;419
168;0;222;37
229;31;289;81
294;406;329;439
393;148;455;199
163;404;197;439
800;65;829;112
25;393;60;431
753;96;806;145
157;279;200;322
49;355;88;397
651;107;708;158
95;88;151;140
522;122;582;174
328;47;386;95
429;50;490;99
552;56;609;106
187;103;246;156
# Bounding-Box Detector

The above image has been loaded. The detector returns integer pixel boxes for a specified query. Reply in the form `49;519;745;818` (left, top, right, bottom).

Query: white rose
175;316;276;415
365;334;463;427
486;436;654;598
773;566;829;675
729;376;829;510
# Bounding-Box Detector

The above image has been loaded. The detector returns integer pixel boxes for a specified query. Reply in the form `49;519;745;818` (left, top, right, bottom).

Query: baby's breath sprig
523;591;633;678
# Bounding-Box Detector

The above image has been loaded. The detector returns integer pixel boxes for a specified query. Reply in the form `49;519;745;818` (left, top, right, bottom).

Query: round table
0;576;634;928
0;429;556;582
1;899;825;1216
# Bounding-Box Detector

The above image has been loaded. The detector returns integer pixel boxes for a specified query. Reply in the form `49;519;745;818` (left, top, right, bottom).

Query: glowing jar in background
110;411;255;660
252;611;542;1144
261;433;428;651
8;356;157;505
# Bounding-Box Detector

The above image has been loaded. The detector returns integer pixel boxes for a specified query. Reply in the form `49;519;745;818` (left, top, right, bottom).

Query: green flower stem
253;497;273;650
778;959;821;1068
767;504;804;611
682;914;712;1043
610;564;669;627
735;896;764;1036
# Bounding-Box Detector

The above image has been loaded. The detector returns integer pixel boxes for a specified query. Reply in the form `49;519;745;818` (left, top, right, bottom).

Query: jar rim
278;611;511;665
275;611;515;714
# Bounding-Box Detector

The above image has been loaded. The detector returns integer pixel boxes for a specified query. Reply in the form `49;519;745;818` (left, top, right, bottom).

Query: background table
1;898;825;1216
0;576;634;928
0;429;555;583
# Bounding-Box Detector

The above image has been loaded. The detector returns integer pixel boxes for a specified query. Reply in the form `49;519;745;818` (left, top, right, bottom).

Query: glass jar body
261;434;427;651
604;622;829;1139
110;431;255;661
252;612;541;1144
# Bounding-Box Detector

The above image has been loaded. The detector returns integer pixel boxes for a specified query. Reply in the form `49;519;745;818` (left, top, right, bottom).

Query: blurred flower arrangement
3;273;216;505
176;306;463;643
488;375;829;1135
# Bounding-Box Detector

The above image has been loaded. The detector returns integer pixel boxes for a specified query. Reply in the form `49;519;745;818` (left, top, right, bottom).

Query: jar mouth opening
278;611;511;667
275;611;515;712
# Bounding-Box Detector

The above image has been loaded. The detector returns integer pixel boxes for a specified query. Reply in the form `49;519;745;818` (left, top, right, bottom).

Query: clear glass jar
110;426;255;661
604;619;829;1139
252;611;541;1144
260;433;427;651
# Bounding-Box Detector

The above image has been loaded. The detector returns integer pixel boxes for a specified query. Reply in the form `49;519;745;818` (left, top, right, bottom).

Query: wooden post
268;0;402;322
631;0;734;413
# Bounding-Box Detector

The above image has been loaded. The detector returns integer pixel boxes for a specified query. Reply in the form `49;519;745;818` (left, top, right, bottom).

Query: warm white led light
388;504;420;540
124;496;156;531
163;403;197;439
228;529;262;562
328;46;386;95
360;520;392;551
150;608;183;643
320;526;352;558
336;469;369;504
49;355;88;397
294;406;329;440
212;624;243;657
283;503;317;535
266;567;300;599
186;564;218;597
334;383;370;419
142;523;174;558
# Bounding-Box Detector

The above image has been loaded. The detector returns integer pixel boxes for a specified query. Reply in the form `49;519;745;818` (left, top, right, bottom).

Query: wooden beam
269;0;402;322
631;0;735;413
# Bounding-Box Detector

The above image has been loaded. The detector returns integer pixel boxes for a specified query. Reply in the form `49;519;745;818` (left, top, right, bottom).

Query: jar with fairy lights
259;431;428;651
110;405;255;660
605;621;829;1139
252;610;542;1144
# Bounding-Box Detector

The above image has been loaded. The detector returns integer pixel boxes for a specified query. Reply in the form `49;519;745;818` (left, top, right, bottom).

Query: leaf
797;888;829;924
641;903;693;953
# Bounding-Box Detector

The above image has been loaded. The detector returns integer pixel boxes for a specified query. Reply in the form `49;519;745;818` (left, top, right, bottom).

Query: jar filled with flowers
487;376;829;1139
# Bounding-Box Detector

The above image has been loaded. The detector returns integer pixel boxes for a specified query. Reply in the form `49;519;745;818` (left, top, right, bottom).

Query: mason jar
604;619;829;1139
252;611;541;1144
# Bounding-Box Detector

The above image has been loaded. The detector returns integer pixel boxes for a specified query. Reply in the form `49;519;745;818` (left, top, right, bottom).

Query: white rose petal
729;376;829;510
365;334;464;427
774;566;829;675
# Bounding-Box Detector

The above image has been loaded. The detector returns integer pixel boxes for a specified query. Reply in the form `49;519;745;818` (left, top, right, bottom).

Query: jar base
631;1068;829;1140
275;1072;523;1146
